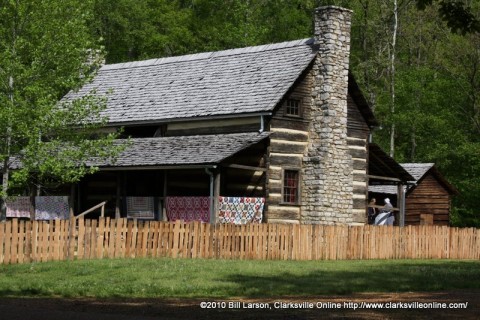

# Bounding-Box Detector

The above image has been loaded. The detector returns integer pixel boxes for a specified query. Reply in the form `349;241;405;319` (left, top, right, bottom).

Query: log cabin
10;6;385;225
369;163;458;226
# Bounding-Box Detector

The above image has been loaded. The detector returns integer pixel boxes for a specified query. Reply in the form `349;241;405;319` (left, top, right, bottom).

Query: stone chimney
302;6;354;224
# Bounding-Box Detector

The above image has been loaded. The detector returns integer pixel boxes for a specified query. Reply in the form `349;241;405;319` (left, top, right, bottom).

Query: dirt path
1;290;478;319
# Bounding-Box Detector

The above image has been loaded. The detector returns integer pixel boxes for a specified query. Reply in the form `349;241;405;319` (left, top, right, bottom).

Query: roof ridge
101;38;314;71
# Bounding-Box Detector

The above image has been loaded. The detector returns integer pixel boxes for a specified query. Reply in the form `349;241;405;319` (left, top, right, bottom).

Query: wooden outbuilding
369;163;458;226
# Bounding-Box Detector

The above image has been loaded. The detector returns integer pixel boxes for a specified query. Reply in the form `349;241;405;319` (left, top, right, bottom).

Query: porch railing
75;201;107;219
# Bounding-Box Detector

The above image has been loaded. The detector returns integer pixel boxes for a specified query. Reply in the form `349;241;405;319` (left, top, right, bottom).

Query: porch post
206;167;220;224
208;169;214;224
70;183;76;218
162;171;168;221
29;184;37;220
115;172;122;219
398;184;405;227
213;170;221;223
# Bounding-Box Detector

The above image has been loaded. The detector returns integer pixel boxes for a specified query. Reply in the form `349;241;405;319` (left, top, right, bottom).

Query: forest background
2;0;479;226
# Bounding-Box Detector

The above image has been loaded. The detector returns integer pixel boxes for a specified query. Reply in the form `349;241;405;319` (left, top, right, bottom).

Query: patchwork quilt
218;197;264;224
35;196;70;220
6;196;32;218
165;196;210;222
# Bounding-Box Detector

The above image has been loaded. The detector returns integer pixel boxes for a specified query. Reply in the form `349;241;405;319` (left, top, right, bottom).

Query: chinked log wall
1;219;479;265
267;69;311;223
347;94;370;224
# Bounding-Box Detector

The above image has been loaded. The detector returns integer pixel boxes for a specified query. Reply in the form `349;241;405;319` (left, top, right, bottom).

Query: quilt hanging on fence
6;196;32;218
127;197;155;219
35;196;70;220
166;197;210;222
218;197;264;224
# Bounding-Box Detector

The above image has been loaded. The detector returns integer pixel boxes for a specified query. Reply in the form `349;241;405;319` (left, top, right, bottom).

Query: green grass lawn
0;258;479;299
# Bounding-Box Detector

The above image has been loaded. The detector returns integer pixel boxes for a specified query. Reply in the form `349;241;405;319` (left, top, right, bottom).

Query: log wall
266;68;312;224
347;94;370;224
406;174;452;226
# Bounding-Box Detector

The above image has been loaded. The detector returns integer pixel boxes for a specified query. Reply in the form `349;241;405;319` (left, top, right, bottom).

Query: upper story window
283;169;300;204
285;98;301;117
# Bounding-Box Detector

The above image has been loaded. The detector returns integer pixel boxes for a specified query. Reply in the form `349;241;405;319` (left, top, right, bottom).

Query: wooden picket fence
0;218;479;265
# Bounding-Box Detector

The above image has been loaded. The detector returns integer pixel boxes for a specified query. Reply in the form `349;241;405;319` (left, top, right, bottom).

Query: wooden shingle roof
368;143;414;183
401;163;458;195
90;132;270;168
369;163;458;195
66;39;317;125
400;163;435;180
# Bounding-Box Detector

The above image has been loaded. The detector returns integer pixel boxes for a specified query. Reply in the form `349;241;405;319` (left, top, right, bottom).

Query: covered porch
72;132;270;224
367;143;414;226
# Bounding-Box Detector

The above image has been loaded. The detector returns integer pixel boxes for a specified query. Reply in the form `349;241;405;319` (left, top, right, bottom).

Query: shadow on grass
216;260;480;298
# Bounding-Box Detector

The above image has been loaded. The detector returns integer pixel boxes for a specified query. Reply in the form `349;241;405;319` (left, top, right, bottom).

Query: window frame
281;168;301;205
283;98;303;118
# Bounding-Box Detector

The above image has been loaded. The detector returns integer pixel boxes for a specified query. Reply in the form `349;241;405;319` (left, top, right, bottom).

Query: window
283;170;300;204
285;98;301;117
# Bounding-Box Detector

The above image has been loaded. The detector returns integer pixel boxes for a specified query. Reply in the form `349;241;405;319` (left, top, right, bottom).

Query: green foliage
94;0;334;63
0;0;123;210
416;0;480;34
350;1;480;226
93;0;195;63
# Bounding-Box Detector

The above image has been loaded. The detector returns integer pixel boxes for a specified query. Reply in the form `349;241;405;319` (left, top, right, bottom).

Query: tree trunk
1;163;10;220
1;76;14;220
410;126;416;161
389;0;398;158
2;1;19;220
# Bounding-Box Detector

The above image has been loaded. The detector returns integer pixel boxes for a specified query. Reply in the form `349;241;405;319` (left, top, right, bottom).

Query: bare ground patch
0;290;478;319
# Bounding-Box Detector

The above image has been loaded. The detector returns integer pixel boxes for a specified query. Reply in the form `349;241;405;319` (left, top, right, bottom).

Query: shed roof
368;143;414;183
66;39;317;125
400;163;435;180
369;162;458;195
401;163;458;195
89;132;270;168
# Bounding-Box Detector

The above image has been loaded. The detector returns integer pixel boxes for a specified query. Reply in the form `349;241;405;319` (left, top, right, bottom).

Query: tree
349;0;480;226
0;0;123;220
416;0;480;34
434;29;480;226
93;0;195;63
93;0;320;64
